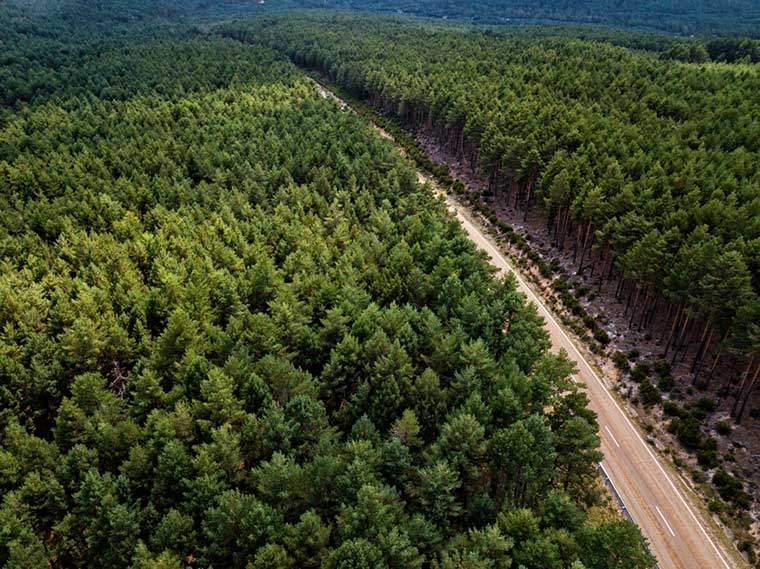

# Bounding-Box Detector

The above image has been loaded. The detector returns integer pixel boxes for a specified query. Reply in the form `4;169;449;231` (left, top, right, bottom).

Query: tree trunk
691;320;713;373
629;286;643;328
670;312;691;365
735;363;760;423
691;325;715;386
663;303;682;349
523;180;533;222
703;341;725;388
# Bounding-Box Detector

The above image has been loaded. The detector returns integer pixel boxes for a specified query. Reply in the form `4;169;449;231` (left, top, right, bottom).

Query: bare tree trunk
735;363;760;423
615;274;625;300
692;325;715;385
659;302;674;343
523;180;533;222
670;312;691;366
691;319;713;374
663;303;682;349
732;356;755;394
636;288;652;328
578;222;592;273
624;283;636;317
703;338;726;388
629;286;643;328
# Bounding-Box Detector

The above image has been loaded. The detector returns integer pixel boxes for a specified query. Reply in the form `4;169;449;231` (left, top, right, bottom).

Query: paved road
312;77;741;569
442;194;739;569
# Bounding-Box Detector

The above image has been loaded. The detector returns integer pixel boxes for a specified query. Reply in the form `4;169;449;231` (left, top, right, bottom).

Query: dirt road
313;77;742;569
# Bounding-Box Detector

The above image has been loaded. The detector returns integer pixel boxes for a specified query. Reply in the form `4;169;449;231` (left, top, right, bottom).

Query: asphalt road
442;193;739;569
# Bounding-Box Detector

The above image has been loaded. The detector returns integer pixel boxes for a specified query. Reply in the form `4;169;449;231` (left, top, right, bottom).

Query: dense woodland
0;3;659;568
299;0;760;35
226;14;760;425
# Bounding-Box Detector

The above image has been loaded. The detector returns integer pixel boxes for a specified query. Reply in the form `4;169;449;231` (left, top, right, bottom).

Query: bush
662;401;684;417
692;469;708;484
697;449;719;469
630;363;650;383
741;542;757;565
715;421;732;436
694;397;717;414
593;326;611;346
657;375;674;392
652;358;671;377
626;349;640;361
639;379;661;407
670;415;703;450
712;468;750;509
612;351;629;371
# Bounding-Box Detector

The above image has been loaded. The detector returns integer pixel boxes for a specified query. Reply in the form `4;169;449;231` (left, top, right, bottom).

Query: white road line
452;209;733;569
656;505;677;537
605;425;621;448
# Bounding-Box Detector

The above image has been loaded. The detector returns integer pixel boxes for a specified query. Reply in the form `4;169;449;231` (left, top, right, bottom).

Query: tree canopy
0;5;655;568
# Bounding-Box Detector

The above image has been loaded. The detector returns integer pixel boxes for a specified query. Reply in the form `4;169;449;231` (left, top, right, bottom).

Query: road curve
443;194;739;569
312;77;740;569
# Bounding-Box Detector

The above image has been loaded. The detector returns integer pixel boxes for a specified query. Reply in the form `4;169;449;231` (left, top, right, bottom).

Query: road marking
451;209;733;569
656;505;677;537
605;425;621;448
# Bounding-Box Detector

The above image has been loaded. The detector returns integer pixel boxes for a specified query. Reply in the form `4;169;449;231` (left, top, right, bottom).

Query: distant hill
288;0;760;35
4;0;759;36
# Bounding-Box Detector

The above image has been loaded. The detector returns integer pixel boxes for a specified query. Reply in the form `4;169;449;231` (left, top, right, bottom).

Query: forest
0;2;659;568
295;0;760;35
228;12;760;421
217;14;760;551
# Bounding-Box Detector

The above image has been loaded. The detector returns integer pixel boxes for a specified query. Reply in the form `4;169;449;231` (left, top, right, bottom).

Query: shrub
630;363;650;383
593;326;611;346
639;379;661;407
670;415;703;450
712;468;750;509
657;375;674;392
662;401;683;417
715;421;732;436
697;449;719;469
626;349;640;361
612;351;629;371
739;541;757;564
694;397;717;414
692;469;708;484
653;359;672;377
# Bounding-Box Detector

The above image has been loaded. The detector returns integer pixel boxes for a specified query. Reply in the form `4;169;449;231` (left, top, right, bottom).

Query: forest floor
416;128;760;547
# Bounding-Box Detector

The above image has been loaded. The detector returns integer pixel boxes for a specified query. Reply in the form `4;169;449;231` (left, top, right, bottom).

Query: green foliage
233;12;760;379
712;468;751;509
668;415;704;450
630;364;650;383
715;420;732;436
0;7;654;568
638;379;661;407
306;0;760;35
